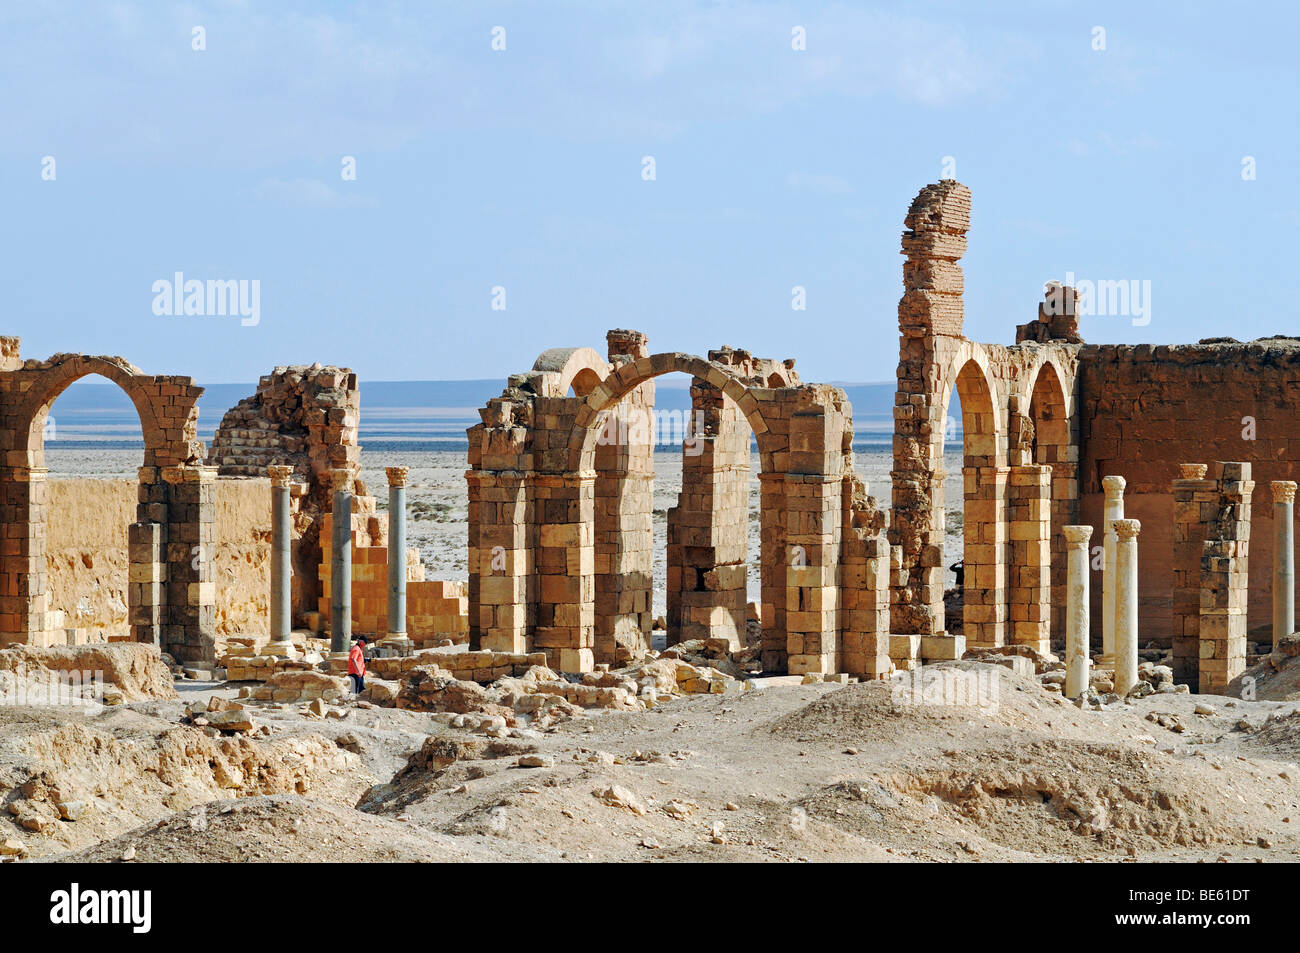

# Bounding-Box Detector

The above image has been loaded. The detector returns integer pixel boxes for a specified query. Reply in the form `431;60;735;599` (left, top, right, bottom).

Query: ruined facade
891;180;1300;691
888;182;1081;668
466;332;893;678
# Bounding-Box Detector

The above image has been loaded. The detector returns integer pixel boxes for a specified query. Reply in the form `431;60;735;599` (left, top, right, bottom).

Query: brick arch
530;347;610;399
1026;359;1070;464
935;343;1003;465
935;352;1004;646
1027;357;1078;644
15;356;176;468
569;352;776;473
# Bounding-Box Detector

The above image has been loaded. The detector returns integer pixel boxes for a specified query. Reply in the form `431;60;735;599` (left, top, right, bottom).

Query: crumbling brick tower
889;182;1082;667
890;182;975;653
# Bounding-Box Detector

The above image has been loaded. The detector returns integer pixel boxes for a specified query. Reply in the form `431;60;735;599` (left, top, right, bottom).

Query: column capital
1271;480;1297;504
1112;517;1141;540
1062;524;1092;546
1179;463;1208;480
1102;474;1127;497
268;465;293;487
329;468;353;492
385;465;410;488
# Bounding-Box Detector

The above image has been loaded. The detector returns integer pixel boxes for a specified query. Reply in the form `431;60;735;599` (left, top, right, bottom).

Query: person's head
356;636;369;647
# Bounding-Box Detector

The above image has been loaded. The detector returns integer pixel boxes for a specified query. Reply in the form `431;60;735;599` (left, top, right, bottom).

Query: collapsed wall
208;366;372;626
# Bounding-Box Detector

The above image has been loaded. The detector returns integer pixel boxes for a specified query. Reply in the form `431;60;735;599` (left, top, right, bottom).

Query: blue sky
2;1;1295;386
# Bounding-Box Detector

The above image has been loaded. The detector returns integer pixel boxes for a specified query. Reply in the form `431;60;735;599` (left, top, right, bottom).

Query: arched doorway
42;378;147;642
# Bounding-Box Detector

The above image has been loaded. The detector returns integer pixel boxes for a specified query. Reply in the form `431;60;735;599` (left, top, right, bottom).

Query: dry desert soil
4;660;1300;864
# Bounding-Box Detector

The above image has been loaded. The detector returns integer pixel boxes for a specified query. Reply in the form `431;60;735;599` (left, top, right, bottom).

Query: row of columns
269;463;1298;674
267;464;410;656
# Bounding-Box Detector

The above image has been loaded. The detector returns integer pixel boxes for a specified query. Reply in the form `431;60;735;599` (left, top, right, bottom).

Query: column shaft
1113;518;1141;696
330;472;353;654
386;467;409;637
1063;525;1092;699
270;474;292;641
1272;482;1296;648
1101;476;1125;663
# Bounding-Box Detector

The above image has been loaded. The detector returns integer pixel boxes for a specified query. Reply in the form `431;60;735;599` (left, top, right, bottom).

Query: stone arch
571;353;775;473
1027;357;1076;643
1027;358;1070;466
538;353;784;672
936;345;1002;466
0;354;212;662
530;347;610;399
16;357;171;468
939;354;1005;647
576;354;772;661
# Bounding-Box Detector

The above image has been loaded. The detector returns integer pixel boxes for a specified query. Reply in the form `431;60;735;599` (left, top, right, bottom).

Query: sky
2;1;1296;386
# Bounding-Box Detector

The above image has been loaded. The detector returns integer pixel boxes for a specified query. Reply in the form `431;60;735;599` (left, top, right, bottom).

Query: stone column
329;469;353;656
384;466;409;644
1063;525;1092;699
1272;480;1296;648
1112;518;1141;697
1100;476;1126;664
266;466;295;656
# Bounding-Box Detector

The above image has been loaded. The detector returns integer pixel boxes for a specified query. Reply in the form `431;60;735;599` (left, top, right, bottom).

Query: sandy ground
5;661;1300;864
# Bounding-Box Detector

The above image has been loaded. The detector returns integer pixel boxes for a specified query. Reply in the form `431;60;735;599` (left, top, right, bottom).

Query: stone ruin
463;179;1300;692
466;331;892;678
4;179;1300;695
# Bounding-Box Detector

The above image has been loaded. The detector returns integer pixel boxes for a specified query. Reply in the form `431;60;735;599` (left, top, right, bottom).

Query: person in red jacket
347;636;368;695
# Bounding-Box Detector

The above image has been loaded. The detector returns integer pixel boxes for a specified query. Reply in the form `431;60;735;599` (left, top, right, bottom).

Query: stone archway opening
947;358;1003;648
470;333;880;679
40;376;149;643
1029;361;1072;644
571;353;779;672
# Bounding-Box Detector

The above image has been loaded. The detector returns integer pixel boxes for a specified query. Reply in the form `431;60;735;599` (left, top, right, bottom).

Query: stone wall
318;510;469;644
0;343;213;662
44;477;272;650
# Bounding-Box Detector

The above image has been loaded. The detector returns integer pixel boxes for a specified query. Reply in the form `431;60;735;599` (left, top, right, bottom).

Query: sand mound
0;643;176;702
795;738;1293;859
1244;709;1300;760
767;662;1064;742
49;795;489;863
